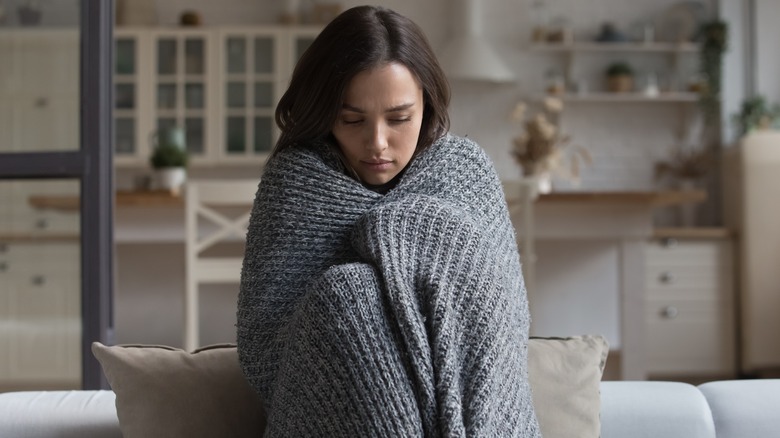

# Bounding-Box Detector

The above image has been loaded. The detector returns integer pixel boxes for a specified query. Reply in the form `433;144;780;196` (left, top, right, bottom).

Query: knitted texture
237;134;541;437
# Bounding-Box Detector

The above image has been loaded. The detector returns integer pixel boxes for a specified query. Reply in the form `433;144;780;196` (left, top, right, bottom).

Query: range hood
438;0;515;83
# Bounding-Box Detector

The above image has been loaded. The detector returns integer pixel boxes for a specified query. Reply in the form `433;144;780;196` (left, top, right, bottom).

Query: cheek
332;128;361;160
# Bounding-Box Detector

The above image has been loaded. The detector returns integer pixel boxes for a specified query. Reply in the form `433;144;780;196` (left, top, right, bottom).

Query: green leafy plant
698;20;728;126
150;143;188;169
733;96;780;137
605;62;633;77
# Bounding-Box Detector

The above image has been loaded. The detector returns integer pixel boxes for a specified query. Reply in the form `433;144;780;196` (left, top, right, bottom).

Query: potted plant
654;146;712;227
733;95;780;138
605;62;634;93
149;127;188;194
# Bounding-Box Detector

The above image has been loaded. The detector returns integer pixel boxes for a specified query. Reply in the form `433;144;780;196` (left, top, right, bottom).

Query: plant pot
520;162;553;194
17;6;41;26
154;167;186;194
607;75;633;93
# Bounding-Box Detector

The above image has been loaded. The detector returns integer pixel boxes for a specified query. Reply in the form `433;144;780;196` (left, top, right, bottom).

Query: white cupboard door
12;32;79;97
0;101;11;153
0;35;12;95
12;97;79;152
5;243;80;383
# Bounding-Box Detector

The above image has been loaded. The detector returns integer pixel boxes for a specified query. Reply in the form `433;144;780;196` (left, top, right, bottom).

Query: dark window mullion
80;0;114;390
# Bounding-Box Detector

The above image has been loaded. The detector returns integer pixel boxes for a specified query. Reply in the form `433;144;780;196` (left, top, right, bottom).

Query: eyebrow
341;102;415;113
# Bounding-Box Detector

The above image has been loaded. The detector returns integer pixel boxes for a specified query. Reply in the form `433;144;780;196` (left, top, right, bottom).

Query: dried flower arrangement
510;96;591;186
654;146;712;183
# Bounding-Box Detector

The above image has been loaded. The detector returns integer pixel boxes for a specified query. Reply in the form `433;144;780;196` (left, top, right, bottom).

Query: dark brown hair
271;5;450;158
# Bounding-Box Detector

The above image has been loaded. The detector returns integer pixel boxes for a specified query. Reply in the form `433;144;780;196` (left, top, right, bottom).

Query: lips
361;159;393;170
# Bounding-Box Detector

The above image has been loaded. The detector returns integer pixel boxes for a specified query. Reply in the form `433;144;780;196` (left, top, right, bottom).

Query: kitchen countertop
28;190;182;211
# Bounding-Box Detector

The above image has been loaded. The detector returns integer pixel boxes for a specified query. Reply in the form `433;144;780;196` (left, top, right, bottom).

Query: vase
154;167;186;195
520;162;553;194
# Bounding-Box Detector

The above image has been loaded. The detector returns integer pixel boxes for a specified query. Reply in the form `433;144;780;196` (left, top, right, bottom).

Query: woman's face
332;63;424;185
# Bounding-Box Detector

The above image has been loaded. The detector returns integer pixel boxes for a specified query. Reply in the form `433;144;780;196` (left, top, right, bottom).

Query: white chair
184;180;258;351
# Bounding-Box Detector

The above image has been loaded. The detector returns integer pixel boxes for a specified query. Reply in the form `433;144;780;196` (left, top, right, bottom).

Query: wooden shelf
536;189;706;206
558;92;699;103
653;227;734;239
529;42;700;53
28;189;182;212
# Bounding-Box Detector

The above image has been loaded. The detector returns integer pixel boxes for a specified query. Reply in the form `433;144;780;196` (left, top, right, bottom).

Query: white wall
754;0;780;107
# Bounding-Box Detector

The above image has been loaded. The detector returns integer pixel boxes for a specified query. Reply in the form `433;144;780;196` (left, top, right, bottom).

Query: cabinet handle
661;306;679;319
661;237;678;248
31;275;46;286
35;97;49;108
35;218;49;229
658;271;675;284
0;262;7;272
0;243;7;253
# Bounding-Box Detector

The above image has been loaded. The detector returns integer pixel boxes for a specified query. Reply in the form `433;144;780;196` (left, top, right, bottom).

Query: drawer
646;240;726;267
645;299;735;375
646;284;732;302
645;265;725;291
0;242;79;276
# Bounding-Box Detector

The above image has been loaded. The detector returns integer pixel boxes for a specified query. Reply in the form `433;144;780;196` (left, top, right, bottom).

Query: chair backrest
183;179;258;351
185;180;259;264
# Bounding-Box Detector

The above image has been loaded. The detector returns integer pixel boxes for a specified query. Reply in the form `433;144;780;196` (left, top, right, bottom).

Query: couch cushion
600;381;715;438
698;379;780;438
91;342;265;438
94;336;607;437
0;390;120;438
528;335;609;438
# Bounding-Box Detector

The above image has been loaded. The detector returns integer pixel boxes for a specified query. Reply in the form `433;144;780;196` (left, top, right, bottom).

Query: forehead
343;63;422;102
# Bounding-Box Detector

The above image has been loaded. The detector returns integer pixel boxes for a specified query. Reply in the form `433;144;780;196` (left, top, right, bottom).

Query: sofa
0;338;778;437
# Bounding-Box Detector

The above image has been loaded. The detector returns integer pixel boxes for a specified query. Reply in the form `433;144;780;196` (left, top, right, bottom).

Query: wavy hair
271;6;450;159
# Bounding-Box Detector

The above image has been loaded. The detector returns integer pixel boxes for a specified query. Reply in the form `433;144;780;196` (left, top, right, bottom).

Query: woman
237;6;540;437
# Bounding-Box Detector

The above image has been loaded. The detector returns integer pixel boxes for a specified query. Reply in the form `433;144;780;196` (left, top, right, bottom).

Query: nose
365;122;388;152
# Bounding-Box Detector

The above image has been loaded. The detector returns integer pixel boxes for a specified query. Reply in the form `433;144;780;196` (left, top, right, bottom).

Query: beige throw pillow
93;335;608;437
528;335;610;438
91;342;265;438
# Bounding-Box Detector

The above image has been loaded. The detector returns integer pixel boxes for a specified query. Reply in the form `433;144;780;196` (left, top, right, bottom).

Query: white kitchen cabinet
723;132;780;374
644;233;736;377
0;180;79;237
0;30;79;153
0;241;81;387
113;25;322;167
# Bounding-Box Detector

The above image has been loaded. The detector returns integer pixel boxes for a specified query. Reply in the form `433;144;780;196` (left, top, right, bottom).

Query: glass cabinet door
153;32;208;158
222;33;277;158
114;36;138;157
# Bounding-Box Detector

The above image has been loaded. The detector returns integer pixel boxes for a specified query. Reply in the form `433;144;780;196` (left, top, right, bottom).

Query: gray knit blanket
237;134;541;437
